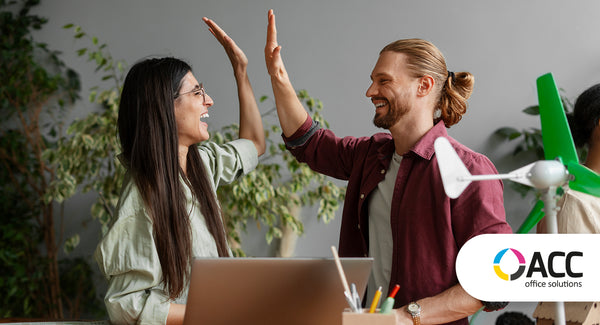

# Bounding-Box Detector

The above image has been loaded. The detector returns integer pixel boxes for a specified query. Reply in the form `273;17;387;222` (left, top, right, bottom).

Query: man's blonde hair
381;39;474;127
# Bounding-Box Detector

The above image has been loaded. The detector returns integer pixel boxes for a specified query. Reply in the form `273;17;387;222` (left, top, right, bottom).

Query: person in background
495;311;534;325
538;83;600;234
535;84;600;323
264;9;511;325
95;18;265;325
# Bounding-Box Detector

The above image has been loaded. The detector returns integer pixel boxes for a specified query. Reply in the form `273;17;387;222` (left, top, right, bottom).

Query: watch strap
411;314;421;325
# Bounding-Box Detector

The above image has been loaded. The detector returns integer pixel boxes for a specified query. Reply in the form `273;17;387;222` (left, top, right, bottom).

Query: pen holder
342;309;396;325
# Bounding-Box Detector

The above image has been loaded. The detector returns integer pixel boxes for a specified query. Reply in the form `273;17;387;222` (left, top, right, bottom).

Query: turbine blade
434;137;472;199
506;162;536;188
567;162;600;197
516;200;545;234
536;73;578;163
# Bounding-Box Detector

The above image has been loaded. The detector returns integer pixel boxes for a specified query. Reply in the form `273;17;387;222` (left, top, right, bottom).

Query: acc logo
456;234;594;301
493;248;526;281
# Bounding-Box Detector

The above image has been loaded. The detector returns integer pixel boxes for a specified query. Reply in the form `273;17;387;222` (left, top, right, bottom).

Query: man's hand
264;9;285;79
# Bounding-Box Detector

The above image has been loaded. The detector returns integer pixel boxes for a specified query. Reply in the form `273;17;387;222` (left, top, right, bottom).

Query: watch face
408;303;420;313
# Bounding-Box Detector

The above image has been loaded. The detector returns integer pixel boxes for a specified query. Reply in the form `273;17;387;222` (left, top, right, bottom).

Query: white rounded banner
456;234;600;301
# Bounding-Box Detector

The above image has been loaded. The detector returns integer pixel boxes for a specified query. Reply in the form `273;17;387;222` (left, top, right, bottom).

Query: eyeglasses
174;82;206;102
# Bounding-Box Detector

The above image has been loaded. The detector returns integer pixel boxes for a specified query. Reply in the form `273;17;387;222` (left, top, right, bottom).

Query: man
264;9;512;325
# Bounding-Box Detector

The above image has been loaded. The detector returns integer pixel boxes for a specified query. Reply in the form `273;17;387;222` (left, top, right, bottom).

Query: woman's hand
264;9;285;79
202;16;266;156
203;17;248;75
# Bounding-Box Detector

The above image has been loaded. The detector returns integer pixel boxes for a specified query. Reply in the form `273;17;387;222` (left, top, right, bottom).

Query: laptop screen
183;257;373;325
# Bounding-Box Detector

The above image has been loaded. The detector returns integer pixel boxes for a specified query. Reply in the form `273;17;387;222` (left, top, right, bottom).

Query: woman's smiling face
174;71;214;147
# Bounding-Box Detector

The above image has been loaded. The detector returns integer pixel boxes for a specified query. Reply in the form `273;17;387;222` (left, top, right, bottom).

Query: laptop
183;257;373;325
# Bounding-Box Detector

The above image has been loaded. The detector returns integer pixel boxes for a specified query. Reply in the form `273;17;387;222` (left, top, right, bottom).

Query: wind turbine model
434;73;600;325
516;73;600;234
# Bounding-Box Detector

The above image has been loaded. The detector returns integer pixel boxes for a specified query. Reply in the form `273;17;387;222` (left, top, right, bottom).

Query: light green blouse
94;139;258;325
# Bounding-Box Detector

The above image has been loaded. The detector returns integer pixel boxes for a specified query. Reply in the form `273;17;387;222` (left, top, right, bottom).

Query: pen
330;246;351;293
344;291;359;313
379;284;400;314
351;283;362;311
368;286;382;313
331;246;360;313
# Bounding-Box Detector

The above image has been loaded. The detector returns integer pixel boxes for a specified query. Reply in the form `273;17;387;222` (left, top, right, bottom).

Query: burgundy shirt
284;117;512;325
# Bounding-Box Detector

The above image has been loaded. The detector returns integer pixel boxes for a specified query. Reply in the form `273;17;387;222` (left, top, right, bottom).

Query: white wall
30;0;600;322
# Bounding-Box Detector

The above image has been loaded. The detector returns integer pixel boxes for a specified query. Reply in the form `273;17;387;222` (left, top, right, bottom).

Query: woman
538;83;600;234
95;18;265;325
534;84;600;325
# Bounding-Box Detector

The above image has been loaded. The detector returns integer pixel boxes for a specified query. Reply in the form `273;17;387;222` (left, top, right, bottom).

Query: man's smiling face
366;51;420;129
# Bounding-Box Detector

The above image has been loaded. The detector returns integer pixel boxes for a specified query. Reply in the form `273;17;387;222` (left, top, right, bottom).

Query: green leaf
89;90;97;103
494;127;521;140
522;105;539;115
82;134;94;147
509;182;533;198
63;235;80;254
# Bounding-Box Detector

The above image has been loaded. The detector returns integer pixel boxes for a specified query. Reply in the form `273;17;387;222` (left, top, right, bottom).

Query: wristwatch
406;302;421;325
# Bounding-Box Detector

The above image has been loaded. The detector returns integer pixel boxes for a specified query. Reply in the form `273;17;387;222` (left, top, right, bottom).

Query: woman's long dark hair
117;57;229;299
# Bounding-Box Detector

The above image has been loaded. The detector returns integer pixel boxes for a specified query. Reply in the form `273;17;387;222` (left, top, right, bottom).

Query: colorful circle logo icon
494;248;526;281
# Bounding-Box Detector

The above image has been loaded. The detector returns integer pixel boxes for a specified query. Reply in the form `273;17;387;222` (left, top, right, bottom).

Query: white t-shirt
366;151;402;303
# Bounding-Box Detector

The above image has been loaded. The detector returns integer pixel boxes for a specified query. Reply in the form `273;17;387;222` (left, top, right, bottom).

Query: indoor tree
0;0;97;318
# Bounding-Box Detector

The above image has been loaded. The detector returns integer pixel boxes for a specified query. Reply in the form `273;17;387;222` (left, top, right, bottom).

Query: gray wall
31;0;600;322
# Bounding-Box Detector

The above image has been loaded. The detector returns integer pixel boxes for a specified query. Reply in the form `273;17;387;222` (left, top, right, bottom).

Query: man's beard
373;101;408;129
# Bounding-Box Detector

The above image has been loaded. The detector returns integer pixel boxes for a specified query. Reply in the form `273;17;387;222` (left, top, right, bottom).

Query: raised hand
264;9;285;79
203;17;248;75
202;16;265;155
263;9;308;137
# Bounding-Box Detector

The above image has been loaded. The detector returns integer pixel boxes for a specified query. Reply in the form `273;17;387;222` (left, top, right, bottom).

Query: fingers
203;17;223;35
203;17;241;54
202;16;248;70
203;17;229;46
264;9;284;76
266;9;278;49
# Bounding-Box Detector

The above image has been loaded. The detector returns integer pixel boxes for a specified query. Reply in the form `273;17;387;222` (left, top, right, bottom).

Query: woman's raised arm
204;17;266;156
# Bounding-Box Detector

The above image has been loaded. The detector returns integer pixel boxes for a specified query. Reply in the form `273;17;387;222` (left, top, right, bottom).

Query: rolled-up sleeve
198;139;258;187
95;183;170;325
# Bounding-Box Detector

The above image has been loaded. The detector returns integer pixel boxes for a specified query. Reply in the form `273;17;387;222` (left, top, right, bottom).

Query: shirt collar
376;120;449;162
410;121;448;160
377;135;396;162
